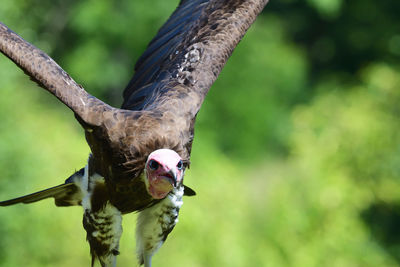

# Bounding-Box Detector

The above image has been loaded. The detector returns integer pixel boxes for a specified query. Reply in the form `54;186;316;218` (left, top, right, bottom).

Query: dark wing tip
183;185;196;196
0;183;76;206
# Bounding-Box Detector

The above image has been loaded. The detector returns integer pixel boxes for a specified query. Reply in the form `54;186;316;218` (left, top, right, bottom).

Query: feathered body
0;0;269;266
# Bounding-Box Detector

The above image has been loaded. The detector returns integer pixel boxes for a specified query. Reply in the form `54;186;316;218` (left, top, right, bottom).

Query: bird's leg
83;201;123;267
143;253;153;267
81;169;123;267
136;186;184;266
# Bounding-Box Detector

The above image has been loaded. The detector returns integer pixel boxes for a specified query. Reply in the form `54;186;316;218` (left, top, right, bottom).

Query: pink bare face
145;149;184;199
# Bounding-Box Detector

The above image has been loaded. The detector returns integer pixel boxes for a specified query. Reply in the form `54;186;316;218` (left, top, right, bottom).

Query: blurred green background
1;0;400;266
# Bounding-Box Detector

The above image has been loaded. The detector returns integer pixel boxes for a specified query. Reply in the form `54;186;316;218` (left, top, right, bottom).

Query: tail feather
0;183;78;206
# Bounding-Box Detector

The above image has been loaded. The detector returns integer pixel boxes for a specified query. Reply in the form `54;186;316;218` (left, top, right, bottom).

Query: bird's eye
177;160;183;170
148;159;159;170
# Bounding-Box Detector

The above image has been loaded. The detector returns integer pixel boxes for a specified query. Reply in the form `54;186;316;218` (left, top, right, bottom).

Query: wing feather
123;0;208;107
0;22;113;127
0;183;76;206
122;0;269;112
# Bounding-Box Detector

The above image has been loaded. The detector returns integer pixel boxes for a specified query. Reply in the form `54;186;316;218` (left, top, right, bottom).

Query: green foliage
0;0;400;266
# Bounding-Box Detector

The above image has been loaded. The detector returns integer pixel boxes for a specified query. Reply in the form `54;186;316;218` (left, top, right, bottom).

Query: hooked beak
164;169;177;187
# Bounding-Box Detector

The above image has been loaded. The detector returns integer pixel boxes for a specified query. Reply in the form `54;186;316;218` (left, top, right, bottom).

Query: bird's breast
108;174;156;214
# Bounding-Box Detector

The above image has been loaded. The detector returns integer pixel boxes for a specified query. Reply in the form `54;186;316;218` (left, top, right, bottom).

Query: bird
0;0;268;266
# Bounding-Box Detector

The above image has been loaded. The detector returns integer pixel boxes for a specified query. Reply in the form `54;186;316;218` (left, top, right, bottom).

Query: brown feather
79;0;269;213
0;22;114;127
0;1;269;264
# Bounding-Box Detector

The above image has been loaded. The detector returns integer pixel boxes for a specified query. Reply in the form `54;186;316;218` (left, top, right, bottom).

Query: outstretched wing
122;0;268;113
0;23;113;127
0;0;267;125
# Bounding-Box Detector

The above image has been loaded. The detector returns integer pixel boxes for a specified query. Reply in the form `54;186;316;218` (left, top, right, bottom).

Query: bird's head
144;149;184;199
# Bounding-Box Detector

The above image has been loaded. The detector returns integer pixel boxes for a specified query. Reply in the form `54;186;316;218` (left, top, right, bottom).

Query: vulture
0;0;268;266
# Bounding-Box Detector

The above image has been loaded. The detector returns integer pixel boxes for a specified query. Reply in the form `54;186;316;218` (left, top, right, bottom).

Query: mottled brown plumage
0;0;268;266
